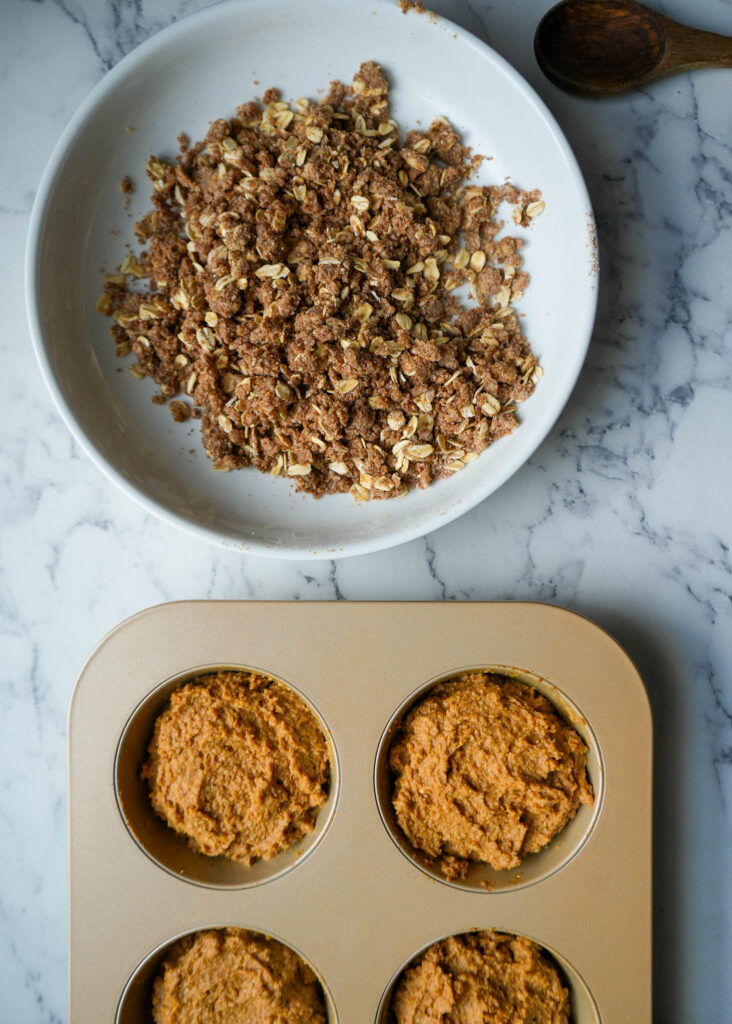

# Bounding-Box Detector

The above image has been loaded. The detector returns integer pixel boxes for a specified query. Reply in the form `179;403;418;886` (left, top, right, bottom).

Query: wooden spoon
535;0;732;96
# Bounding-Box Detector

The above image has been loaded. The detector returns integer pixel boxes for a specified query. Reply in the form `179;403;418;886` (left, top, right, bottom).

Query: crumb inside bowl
99;61;544;504
28;0;597;556
374;665;602;892
114;665;338;888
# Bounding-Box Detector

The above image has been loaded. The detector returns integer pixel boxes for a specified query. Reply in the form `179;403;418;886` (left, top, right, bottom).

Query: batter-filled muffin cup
143;669;330;863
115;926;336;1024
115;666;338;888
375;667;599;890
153;928;327;1024
384;930;576;1024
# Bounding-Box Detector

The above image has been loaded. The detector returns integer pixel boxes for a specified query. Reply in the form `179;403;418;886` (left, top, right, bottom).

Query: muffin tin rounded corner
373;663;605;895
373;926;602;1024
115;925;340;1024
113;662;341;890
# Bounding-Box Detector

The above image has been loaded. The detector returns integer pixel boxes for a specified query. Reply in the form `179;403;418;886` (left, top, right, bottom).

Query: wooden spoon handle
662;21;732;70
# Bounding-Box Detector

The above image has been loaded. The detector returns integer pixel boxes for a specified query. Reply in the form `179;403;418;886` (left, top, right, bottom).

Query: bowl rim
25;0;598;560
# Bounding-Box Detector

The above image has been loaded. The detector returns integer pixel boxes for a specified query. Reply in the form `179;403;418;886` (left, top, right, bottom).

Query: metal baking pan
68;601;652;1022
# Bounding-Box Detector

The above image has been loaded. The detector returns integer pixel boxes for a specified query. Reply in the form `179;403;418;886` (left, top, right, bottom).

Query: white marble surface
2;0;731;1019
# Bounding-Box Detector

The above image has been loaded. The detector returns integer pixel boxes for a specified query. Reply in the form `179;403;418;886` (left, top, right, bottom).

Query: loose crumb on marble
586;214;599;275
399;0;440;22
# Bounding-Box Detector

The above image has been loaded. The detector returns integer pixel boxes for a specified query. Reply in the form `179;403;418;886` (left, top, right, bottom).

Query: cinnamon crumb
99;62;542;501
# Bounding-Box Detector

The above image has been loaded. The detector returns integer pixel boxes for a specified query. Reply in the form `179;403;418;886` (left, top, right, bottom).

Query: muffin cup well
115;926;339;1024
374;664;604;894
375;928;600;1024
114;664;340;889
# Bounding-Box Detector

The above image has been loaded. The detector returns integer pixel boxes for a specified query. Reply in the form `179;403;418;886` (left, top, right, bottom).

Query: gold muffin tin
68;601;652;1022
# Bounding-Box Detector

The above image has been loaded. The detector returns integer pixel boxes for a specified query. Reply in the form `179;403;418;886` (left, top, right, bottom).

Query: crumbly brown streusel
99;62;543;500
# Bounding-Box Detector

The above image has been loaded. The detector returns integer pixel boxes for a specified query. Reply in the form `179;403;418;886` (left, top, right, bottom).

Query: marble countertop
2;0;731;1019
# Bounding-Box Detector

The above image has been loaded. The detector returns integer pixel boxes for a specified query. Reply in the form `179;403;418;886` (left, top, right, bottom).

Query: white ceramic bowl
26;0;597;559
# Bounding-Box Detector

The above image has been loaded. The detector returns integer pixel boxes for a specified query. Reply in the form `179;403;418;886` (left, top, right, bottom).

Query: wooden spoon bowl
535;0;732;96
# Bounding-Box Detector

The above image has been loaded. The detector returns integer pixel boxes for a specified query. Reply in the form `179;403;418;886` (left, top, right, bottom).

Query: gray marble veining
1;0;730;1020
